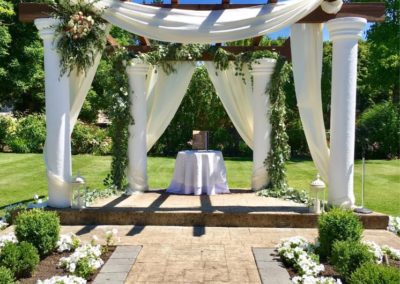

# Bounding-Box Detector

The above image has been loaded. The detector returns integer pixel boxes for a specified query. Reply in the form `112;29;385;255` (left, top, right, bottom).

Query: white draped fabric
97;0;326;44
291;24;330;181
146;63;196;151
204;62;254;149
205;60;276;190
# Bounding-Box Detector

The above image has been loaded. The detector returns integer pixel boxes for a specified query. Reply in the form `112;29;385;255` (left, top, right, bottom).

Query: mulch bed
19;246;116;283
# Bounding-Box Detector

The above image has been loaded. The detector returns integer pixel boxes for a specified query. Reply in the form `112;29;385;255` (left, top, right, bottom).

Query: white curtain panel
68;25;111;134
291;23;330;181
204;62;254;149
145;62;196;151
96;0;327;44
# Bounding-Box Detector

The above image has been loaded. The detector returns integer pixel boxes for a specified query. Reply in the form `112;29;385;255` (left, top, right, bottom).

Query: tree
366;0;399;103
0;0;44;113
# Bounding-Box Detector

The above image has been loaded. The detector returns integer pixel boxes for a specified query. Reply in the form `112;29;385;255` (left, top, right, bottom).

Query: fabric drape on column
97;0;329;44
145;62;196;151
291;24;330;181
204;62;254;149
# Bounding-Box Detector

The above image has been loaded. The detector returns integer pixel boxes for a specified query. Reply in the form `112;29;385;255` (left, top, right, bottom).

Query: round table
166;150;230;195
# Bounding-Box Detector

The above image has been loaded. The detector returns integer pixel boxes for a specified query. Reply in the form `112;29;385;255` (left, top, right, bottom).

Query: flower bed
0;209;120;284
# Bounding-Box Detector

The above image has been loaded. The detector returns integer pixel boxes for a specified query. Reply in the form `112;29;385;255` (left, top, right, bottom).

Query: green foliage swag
52;0;107;75
102;47;132;190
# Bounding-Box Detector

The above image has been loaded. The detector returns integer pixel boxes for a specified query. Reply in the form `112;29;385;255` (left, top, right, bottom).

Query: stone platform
51;190;388;229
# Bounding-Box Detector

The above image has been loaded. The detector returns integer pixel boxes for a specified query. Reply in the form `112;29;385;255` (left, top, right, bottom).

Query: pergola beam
123;43;292;61
18;3;385;23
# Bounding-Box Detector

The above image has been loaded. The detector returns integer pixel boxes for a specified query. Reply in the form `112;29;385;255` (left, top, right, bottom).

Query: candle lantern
309;174;326;214
71;171;86;209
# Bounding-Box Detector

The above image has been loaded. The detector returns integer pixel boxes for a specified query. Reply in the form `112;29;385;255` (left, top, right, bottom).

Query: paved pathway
2;226;399;283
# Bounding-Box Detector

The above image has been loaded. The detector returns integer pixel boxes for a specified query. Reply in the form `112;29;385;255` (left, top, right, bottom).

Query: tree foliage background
0;0;398;159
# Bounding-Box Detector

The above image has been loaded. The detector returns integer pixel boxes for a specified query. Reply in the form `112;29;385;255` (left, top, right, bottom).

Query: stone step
49;208;388;229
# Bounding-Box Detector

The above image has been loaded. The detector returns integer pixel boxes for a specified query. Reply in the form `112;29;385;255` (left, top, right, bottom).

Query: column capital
35;18;60;41
126;60;150;75
327;17;367;42
251;58;276;76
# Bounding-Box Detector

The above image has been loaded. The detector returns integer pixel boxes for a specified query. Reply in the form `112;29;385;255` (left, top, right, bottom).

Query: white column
251;59;277;190
35;18;73;208
126;60;150;194
327;17;367;207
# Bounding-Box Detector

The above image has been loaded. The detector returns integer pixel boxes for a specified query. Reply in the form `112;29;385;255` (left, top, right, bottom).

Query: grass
0;153;399;215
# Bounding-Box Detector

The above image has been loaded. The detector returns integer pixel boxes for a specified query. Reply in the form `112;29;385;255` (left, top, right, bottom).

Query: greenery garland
52;0;107;76
102;47;132;191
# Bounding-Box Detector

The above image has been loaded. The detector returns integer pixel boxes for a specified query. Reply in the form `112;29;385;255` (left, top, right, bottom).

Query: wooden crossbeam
18;2;385;23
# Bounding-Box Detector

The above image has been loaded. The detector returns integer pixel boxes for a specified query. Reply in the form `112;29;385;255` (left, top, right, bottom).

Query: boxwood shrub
318;208;363;259
331;240;375;281
350;262;400;284
0;266;15;284
15;209;60;257
0;242;39;278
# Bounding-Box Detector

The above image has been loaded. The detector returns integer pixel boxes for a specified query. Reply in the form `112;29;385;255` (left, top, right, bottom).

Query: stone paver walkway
253;248;291;284
94;246;142;284
2;226;399;283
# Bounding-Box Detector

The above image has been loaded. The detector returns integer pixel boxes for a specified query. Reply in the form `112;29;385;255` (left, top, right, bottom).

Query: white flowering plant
292;275;342;284
59;244;104;279
363;241;383;264
381;245;400;260
277;237;323;277
0;218;8;230
387;216;400;236
37;275;87;284
0;232;18;251
57;233;81;253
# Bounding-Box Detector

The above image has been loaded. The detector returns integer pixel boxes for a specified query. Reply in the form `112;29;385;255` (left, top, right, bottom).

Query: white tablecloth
166;150;230;195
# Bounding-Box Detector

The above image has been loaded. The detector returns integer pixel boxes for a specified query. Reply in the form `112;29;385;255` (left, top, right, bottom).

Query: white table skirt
166;150;230;195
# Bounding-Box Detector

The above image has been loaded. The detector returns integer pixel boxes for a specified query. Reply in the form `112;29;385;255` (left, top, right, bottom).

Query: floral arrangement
59;243;104;275
57;233;81;253
277;237;340;284
37;275;87;284
52;0;108;75
387;216;400;236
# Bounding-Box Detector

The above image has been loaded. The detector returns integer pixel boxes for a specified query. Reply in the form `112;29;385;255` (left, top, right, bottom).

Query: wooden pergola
19;0;385;60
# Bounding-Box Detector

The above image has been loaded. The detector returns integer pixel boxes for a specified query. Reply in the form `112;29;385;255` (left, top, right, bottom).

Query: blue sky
132;0;372;41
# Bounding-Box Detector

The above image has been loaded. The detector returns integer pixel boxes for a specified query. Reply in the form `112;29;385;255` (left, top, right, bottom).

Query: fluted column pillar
126;60;150;194
251;59;276;190
35;18;73;208
327;17;367;207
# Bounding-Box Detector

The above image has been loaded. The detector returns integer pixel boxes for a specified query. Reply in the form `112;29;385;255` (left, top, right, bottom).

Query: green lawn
0;153;399;215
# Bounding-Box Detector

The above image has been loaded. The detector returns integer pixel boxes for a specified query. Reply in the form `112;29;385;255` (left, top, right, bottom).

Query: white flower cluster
59;244;103;274
0;218;8;230
0;233;18;251
381;245;400;261
292;275;342;284
105;228;119;246
66;11;94;40
57;233;81;253
387;216;400;236
277;237;323;277
37;275;87;284
363;241;383;263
